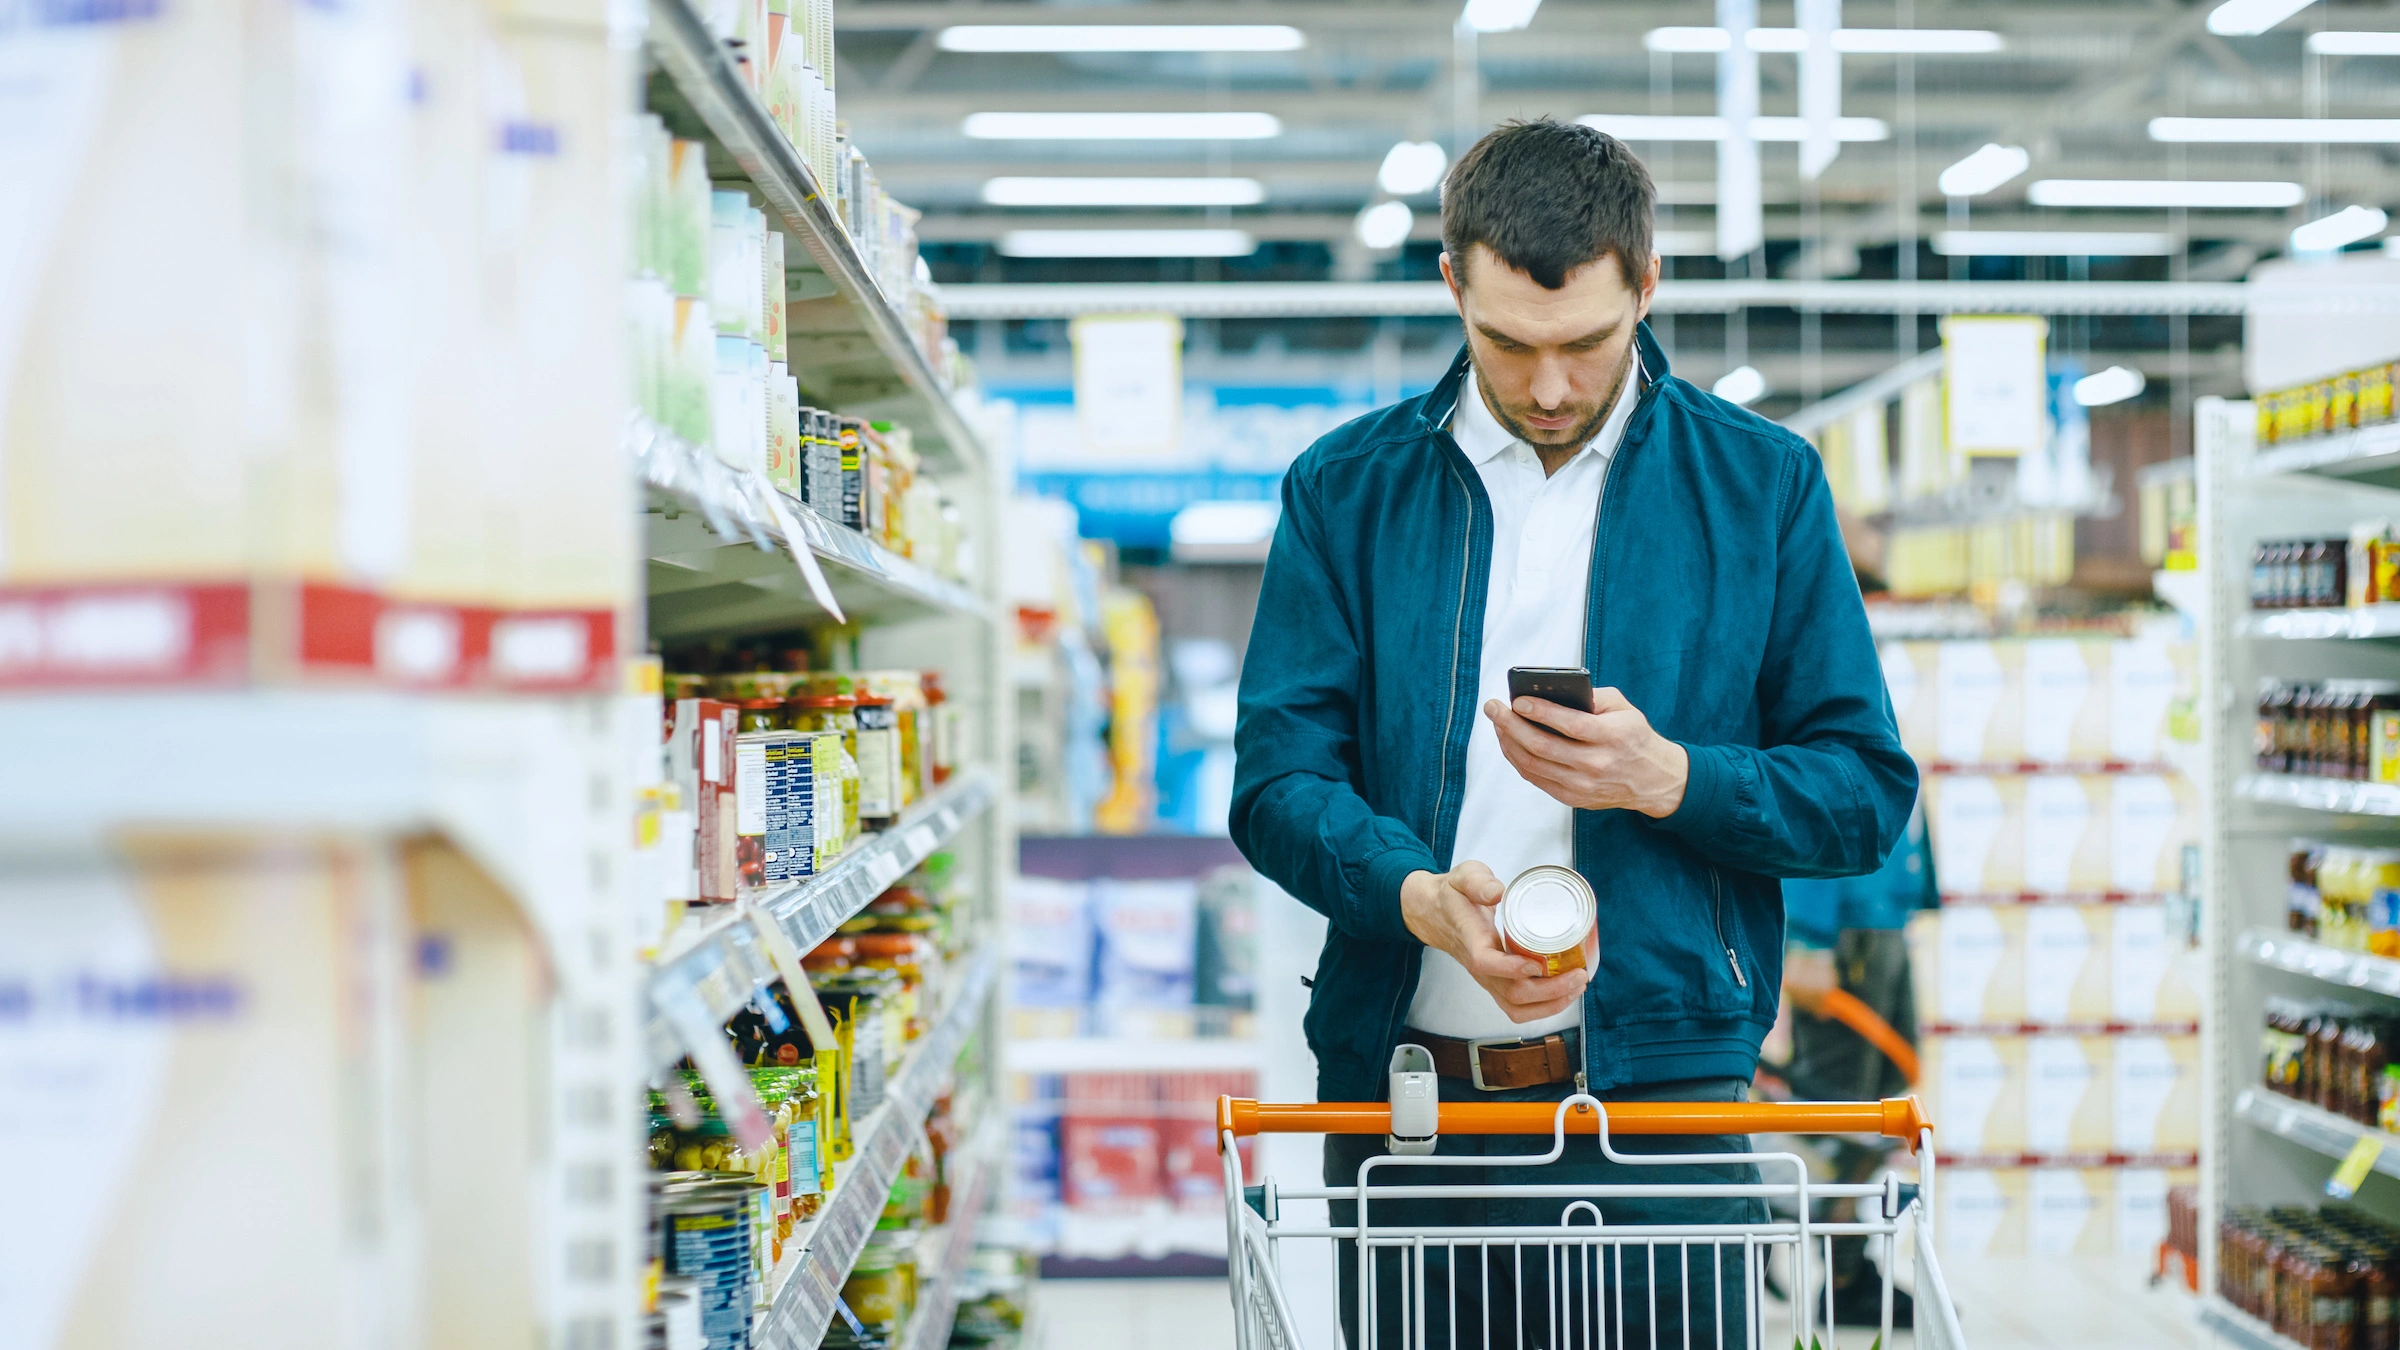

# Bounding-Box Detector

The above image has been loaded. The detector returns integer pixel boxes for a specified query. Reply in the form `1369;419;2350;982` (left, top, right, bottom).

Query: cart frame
1216;1093;1966;1350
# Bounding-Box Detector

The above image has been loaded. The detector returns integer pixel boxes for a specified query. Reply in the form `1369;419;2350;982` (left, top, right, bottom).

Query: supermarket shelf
2200;1296;2303;1350
641;0;983;476
754;952;996;1350
1008;1037;1267;1074
2234;772;2400;817
892;1115;1006;1350
637;420;987;636
2232;1087;2400;1184
2153;568;2206;619
2238;604;2400;640
643;770;996;1072
2238;926;2400;999
2244;421;2400;488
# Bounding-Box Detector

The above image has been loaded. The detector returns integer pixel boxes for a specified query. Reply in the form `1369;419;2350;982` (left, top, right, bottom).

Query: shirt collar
1452;356;1645;468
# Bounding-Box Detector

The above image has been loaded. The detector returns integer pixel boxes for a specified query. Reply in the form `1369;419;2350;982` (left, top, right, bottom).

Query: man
1230;119;1916;1347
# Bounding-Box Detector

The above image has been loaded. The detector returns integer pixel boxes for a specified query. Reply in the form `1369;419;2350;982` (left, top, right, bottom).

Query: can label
734;731;818;885
856;703;899;819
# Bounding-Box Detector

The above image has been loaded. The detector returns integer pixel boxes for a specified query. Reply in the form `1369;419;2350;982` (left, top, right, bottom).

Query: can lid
1502;865;1594;951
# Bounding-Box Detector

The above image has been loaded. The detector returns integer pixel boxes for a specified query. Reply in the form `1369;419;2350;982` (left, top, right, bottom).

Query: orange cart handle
1216;1095;1930;1152
1818;987;1921;1087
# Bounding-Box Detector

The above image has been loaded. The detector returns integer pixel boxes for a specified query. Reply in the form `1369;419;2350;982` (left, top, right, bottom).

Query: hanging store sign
1943;314;2050;458
1071;312;1184;459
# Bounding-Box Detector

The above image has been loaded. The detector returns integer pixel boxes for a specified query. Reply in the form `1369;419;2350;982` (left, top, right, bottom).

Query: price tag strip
2329;1133;2386;1200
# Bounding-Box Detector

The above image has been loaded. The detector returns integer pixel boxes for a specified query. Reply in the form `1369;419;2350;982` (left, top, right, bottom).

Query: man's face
1440;242;1660;449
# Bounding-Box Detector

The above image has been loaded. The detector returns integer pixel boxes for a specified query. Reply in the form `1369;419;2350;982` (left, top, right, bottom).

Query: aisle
1030;1255;2210;1350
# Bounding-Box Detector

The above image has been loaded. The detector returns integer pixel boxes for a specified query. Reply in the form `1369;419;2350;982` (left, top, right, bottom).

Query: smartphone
1506;665;1595;714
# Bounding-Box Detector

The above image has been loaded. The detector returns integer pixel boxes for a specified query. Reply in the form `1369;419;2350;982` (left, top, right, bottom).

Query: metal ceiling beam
939;279;2280;319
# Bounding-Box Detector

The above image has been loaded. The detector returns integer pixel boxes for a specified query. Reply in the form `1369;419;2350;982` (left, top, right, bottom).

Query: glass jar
792;694;862;850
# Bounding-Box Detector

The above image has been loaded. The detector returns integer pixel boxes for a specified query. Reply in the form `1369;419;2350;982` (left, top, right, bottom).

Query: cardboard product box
2028;1167;2116;1256
2110;904;2203;1025
1928;774;2026;895
2109;640;2192;764
1009;877;1094;1011
2020;639;2112;767
670;699;738;902
2115;1167;2199;1257
1937;1167;2029;1258
1881;641;1937;765
1157;1071;1258;1212
1923;1034;2027;1155
2110;775;2198;895
1060;1072;1165;1212
1909;905;2027;1027
2024;1035;2113;1155
1933;640;2024;766
2022;905;2111;1025
2021;775;2114;895
733;730;819;888
1092;879;1199;1012
2112;1036;2202;1154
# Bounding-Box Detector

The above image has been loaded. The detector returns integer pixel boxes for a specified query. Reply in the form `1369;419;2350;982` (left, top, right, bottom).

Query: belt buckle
1464;1036;1522;1092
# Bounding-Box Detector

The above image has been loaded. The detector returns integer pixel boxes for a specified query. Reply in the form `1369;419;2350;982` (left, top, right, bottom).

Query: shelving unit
2238;604;2400;641
893;1116;1008;1350
2242;421;2400;488
2234;772;2400;817
2239;927;2400;998
2232;1088;2400;1185
1008;1037;1267;1073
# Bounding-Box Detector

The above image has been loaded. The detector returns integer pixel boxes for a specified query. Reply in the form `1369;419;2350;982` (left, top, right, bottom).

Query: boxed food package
2116;1167;2199;1257
1908;905;2027;1027
1060;1110;1164;1212
672;699;739;902
1937;1167;2029;1257
2020;639;2112;767
2024;1035;2112;1155
1009;877;1093;1011
1092;879;1199;1012
2022;906;2111;1025
1934;640;2024;766
2109;640;2188;763
2111;903;2203;1024
1923;1034;2027;1155
2109;775;2198;894
1881;641;1934;762
734;730;820;887
1937;1168;2125;1259
2028;1168;2116;1255
2022;776;2114;894
1928;775;2024;895
2112;1035;2202;1153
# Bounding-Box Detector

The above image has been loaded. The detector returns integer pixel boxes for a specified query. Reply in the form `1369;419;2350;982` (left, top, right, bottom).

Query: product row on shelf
1009;870;1257;1043
1938;1164;2198;1261
2248;528;2400;612
2262;998;2400;1133
2255;683;2400;787
2256;363;2400;450
1877;632;2193;772
2281;841;2400;958
1924;770;2196;899
1011;1071;1261;1263
1907;901;2200;1031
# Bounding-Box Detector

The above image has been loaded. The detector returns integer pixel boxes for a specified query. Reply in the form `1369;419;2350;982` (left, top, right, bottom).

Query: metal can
1497;865;1596;976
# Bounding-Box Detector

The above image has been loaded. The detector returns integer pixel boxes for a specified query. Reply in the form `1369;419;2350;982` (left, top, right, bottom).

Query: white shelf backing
2238;604;2400;640
643;770;995;1072
2232;1087;2400;1184
2238;926;2400;999
2235;772;2400;817
2199;1297;2304;1350
2243;421;2400;487
754;953;996;1350
1008;1037;1267;1074
638;421;987;636
640;0;983;475
893;1115;1006;1350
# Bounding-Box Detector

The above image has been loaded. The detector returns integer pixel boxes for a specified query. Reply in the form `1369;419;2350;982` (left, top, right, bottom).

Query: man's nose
1531;355;1571;411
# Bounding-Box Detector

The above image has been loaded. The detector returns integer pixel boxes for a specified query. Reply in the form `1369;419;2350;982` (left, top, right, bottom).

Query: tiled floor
1034;1253;2217;1350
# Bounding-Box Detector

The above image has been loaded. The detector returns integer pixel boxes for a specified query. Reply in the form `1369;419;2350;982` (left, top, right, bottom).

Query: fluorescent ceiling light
962;112;1282;140
937;25;1305;53
2292;205;2390;253
2073;366;2146;407
1937;143;2031;197
1713;365;1768;406
2026;179;2305;208
1642;26;2000;53
1377;141;1448;196
2310;31;2400;55
2206;0;2316;36
981;177;1265;207
997;229;1257;258
1355;201;1415;250
1933;230;2176;256
1171;501;1282;547
1577;114;1887;142
1461;0;1541;33
2151;117;2400;143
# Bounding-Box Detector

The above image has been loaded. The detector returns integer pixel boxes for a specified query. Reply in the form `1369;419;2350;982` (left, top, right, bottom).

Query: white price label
904;825;940;857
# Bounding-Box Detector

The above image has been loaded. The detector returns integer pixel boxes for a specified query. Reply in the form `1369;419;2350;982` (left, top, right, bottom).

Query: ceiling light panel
1642;27;2000;53
1461;0;1542;34
1933;231;2176;256
937;25;1305;52
1577;114;1887;142
997;229;1259;258
2206;0;2316;37
2025;179;2305;208
2309;31;2400;55
1377;142;1448;196
2151;117;2400;143
981;177;1266;207
2292;205;2390;253
1937;144;2031;197
963;112;1283;140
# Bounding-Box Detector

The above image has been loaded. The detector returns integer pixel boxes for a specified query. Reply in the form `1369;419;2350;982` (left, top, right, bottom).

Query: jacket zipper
1709;866;1748;988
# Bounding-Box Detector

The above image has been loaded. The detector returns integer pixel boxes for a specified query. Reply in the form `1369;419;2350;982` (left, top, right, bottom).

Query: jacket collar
1418;318;1673;437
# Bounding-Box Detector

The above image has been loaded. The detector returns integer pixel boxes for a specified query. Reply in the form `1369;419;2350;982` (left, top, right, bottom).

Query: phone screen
1506;665;1595;713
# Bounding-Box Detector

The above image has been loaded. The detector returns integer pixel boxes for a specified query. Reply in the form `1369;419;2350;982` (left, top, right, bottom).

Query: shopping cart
1216;1086;1966;1350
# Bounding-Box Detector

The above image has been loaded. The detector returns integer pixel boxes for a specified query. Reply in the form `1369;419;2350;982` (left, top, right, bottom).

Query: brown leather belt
1402;1026;1582;1091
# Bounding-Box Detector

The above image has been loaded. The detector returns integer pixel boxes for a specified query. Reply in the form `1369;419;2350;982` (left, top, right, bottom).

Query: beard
1472;340;1637;449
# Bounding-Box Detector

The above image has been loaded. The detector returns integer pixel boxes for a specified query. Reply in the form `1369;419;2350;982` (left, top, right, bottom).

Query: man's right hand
1400;862;1592;1023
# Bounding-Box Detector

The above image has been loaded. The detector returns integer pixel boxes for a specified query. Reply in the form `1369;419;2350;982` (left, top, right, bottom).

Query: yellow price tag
2328;1133;2385;1199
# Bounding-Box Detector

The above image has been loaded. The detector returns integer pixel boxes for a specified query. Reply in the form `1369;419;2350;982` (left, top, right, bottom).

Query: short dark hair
1441;119;1655;290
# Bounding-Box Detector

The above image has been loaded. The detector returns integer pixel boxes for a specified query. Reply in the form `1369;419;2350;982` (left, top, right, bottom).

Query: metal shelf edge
2243;423;2400;482
893;1116;1006;1350
2232;1087;2400;1182
2236;605;2400;640
2234;772;2400;817
2201;1297;2305;1350
642;770;997;1072
2237;926;2400;999
641;0;985;475
756;952;997;1350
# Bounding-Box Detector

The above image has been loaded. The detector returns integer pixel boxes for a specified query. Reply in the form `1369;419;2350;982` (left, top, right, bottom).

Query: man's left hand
1484;688;1689;818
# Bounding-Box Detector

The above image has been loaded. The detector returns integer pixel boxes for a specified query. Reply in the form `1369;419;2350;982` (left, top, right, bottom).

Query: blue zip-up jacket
1230;324;1917;1102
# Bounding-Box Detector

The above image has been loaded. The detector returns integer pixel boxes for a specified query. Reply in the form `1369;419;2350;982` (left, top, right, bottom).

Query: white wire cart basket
1215;1086;1966;1350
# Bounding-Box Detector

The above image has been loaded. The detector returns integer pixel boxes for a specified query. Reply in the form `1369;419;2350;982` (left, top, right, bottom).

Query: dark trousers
1786;928;1916;1105
1324;1076;1764;1350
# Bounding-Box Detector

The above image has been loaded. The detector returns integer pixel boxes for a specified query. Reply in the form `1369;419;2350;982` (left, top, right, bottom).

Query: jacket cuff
1657;742;1736;840
1361;844;1438;944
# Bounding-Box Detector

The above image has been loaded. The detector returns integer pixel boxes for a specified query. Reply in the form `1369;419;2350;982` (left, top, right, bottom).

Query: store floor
1034;1253;2207;1350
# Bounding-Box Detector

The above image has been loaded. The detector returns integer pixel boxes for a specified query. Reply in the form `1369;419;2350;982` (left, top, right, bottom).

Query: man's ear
1634;252;1662;321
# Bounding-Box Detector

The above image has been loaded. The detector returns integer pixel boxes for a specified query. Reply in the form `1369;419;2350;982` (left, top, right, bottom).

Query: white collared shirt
1405;358;1643;1040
